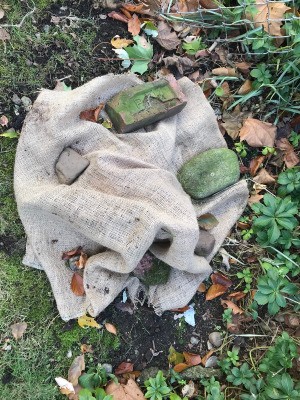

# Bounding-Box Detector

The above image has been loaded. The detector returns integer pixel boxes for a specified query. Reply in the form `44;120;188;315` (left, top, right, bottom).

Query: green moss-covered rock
178;148;240;199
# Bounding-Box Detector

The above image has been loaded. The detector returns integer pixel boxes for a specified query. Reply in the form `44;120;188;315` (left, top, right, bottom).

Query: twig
0;1;36;28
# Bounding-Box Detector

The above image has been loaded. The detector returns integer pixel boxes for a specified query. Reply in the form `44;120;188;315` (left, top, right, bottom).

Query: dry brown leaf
75;252;88;269
250;0;290;37
68;355;85;386
221;106;251;140
128;14;141;36
201;349;215;366
105;322;117;335
0;27;10;41
177;0;199;12
276;138;300;168
197;282;206;293
156;21;181;50
111;36;133;49
211;272;233;288
212;67;238;77
108;11;129;23
239;118;276;147
221;299;244;314
115;362;134;375
248;193;264;206
183;352;201;366
253;168;276;185
106;378;146;399
235;61;251;74
228;291;247;301
206;283;228;300
80;344;93;353
80;103;104;123
71;273;85;296
163;55;194;75
173;362;190;373
10;322;27;340
122;3;152;15
238;79;252;95
199;0;219;9
62;247;83;260
249;155;265;176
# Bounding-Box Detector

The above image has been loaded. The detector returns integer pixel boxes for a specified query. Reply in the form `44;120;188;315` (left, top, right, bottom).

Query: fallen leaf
106;378;146;399
111;36;133;48
171;305;190;312
212;67;238;77
253;168;276;184
249;155;265;176
71;273;85;296
163;55;194;75
201;349;215;366
248;193;264;206
105;322;117;335
238;79;252;95
237;221;251;229
62;247;83;260
80;344;93;353
183;352;201;366
0;27;10;41
228;291;247;300
276;138;300;168
68;355;85;386
182;380;195;398
55;377;75;395
221;299;244;314
221;106;252;140
122;3;152;15
156;21;181;50
240;118;276;147
206;284;228;300
128;14;141;36
75;252;88;269
211;272;233;288
199;0;219;9
108;11;129;23
80;103;104;123
235;61;251;74
168;345;185;365
77;315;101;329
10;322;27;340
115;361;134;375
173;362;190;372
197;282;206;293
250;0;290;37
0;115;8;126
197;213;219;230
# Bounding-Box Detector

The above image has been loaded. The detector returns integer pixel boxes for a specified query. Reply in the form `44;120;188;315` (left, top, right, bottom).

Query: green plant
241;228;253;241
145;371;171;400
237;267;253;292
182;37;206;55
200;377;224;400
79;365;116;391
261;373;300;400
226;363;254;389
250;63;272;86
272;250;300;277
226;348;240;366
289;130;300;147
251;193;298;246
222;308;233;324
255;267;298;314
262;146;276;156
235;141;248;157
277;167;300;201
79;388;113;400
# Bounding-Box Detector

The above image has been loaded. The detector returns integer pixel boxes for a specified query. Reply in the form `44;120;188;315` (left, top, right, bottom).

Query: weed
261;146;276;156
277;167;300;202
236;267;253;292
144;370;171;400
235;141;248;158
289;130;300;147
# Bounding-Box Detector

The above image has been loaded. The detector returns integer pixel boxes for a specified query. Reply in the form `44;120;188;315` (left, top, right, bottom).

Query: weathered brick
105;78;187;133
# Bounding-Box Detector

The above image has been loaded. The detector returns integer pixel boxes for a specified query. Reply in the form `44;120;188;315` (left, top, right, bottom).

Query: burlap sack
14;74;248;321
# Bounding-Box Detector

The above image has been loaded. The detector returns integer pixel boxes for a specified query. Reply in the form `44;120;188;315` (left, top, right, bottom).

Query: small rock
190;336;199;345
21;96;32;111
102;363;113;374
205;355;218;368
195;230;215;257
105;78;187;133
12;94;21;105
55;147;90;185
177;148;240;199
208;332;222;348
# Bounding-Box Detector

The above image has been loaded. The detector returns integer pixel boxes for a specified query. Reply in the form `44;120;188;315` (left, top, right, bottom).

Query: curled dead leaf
276;138;300;168
106;378;146;400
55;377;75;395
108;11;129;23
121;3;152;15
68;354;85;386
183;352;201;366
249;155;265;176
173;362;190;373
240;118;276;147
237;79;252;95
80;103;104;123
115;361;134;375
128;14;141;36
80;344;93;353
221;299;244;314
75;252;88;269
10;322;27;340
211;272;233;288
105;322;117;335
71;273;85;296
212;67;238;77
228;291;247;301
206;283;228;300
235;61;251;74
221;106;252;140
253;168;276;185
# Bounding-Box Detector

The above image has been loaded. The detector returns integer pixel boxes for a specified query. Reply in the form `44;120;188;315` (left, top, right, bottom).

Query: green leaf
253;215;272;228
254;291;269;305
126;35;153;75
79;373;100;390
79;389;97;400
280;373;294;394
267;223;281;243
276;217;296;230
268;300;280;315
0;128;19;139
275;293;286;308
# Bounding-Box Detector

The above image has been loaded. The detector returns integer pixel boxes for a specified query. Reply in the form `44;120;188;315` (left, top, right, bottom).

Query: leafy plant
272;250;300;277
222;308;233;324
262;146;276;156
200;377;224;400
241;228;253;241
251;193;298;246
237;267;253;292
250;63;272;86
79;388;112;400
79;365;116;391
255;267;298;314
262;373;300;400
289;130;300;147
145;370;171;400
226;348;240;367
277;167;300;201
226;363;254;388
235;141;248;157
182;37;206;55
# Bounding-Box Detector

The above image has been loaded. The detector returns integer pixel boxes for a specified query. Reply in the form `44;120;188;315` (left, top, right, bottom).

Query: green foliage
241;228;254;241
251;193;298;246
271;251;300;277
182;37;206;55
222;308;233;324
79;365;116;390
250;63;272;85
226;363;254;388
255;266;298;314
237;267;253;292
235;141;248;157
289;130;300;147
277;167;300;202
261;373;300;400
145;371;171;400
259;332;298;375
200;377;224;400
262;146;276;156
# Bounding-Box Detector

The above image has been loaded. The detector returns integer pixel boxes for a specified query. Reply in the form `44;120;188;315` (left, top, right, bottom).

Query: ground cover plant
0;0;299;399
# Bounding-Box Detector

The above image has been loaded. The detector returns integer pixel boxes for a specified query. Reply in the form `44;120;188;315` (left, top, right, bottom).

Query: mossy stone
177;148;240;199
142;259;171;286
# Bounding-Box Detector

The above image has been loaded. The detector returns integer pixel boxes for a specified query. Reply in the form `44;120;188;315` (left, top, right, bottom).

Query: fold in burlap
14;74;248;321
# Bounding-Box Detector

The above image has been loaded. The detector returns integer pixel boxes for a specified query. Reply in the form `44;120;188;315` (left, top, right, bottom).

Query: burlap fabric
14;74;248;321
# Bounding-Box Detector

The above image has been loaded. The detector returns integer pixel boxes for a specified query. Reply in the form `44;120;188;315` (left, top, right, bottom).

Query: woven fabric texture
14;74;248;321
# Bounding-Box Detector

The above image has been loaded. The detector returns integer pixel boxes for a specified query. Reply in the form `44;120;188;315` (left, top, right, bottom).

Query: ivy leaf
125;35;153;74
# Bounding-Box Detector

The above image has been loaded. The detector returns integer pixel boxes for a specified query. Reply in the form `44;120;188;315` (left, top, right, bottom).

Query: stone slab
194;230;215;257
105;78;187;133
55;147;90;185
